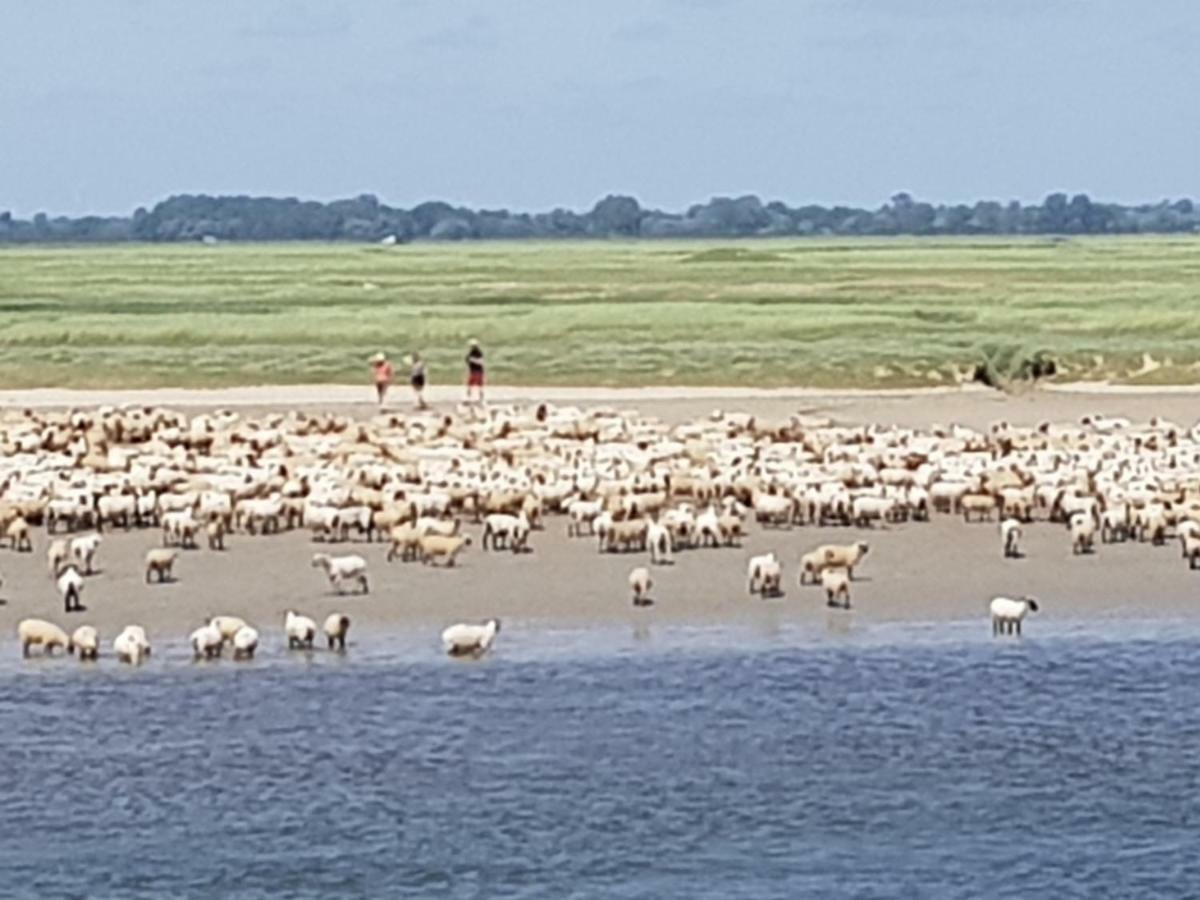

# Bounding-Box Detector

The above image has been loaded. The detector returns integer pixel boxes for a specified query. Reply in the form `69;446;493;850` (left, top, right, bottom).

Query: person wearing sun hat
369;351;393;406
465;338;485;404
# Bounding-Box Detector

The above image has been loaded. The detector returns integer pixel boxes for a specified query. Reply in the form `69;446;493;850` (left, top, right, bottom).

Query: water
3;619;1200;898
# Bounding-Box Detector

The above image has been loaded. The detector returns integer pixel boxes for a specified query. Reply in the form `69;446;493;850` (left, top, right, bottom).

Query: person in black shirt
409;352;428;410
465;338;485;404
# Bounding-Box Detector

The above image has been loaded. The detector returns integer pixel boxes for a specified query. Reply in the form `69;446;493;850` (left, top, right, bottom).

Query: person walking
409;352;428;410
465;338;485;404
369;352;393;406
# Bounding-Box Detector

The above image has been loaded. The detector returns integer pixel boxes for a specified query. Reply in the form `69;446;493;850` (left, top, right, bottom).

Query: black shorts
411;375;426;389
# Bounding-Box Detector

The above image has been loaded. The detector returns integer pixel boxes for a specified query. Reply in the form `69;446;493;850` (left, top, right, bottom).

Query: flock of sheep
3;401;1199;666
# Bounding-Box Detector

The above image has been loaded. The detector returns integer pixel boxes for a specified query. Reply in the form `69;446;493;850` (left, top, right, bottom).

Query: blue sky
2;0;1196;216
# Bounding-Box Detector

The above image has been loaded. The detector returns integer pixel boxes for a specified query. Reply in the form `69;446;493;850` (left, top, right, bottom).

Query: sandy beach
1;383;1197;653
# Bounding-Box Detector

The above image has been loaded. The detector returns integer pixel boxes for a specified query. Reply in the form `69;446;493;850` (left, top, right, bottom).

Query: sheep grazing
311;553;369;594
441;619;501;657
69;625;99;660
629;566;654;606
17;618;71;657
209;615;248;645
820;567;852;609
69;533;102;574
1000;518;1023;559
232;625;259;660
990;595;1039;636
5;516;32;552
1069;513;1097;555
57;565;85;613
113;625;151;664
285;610;318;649
747;552;781;596
190;622;224;659
144;548;179;584
323;613;351;650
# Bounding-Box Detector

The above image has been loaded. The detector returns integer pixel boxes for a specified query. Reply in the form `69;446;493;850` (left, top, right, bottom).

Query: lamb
162;509;199;548
1183;534;1200;570
629;566;653;606
113;625;151;664
232;625;259;660
144;548;179;583
209;615;248;644
1000;518;1023;558
1070;512;1096;555
17;618;71;657
990;595;1039;636
46;538;69;578
57;565;85;613
5;516;32;552
481;512;530;553
820;567;852;609
311;553;369;593
69;625;99;660
417;535;472;571
441;618;501;657
747;552;779;595
800;542;870;583
285;610;318;649
323;613;351;650
1100;504;1130;543
206;518;226;550
386;523;422;562
716;513;744;547
69;532;102;574
1178;520;1200;558
646;520;673;565
190;622;224;659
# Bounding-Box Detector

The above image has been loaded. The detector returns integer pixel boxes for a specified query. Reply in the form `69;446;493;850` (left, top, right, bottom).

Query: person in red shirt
369;352;393;406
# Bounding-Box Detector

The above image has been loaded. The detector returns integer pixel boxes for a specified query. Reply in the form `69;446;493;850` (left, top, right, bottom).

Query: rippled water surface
4;620;1200;898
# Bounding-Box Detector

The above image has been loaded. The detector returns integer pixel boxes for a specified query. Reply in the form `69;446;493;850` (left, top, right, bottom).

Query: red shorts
467;371;484;388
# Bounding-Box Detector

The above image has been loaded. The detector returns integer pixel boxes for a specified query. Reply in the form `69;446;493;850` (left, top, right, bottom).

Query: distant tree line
2;191;1198;243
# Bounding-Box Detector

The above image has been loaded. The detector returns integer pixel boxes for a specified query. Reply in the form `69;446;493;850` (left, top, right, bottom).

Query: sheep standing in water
441;619;501;657
990;595;1040;636
114;625;151;664
323;613;351;650
69;625;99;660
284;610;318;649
232;625;259;660
190;622;224;659
17;618;71;657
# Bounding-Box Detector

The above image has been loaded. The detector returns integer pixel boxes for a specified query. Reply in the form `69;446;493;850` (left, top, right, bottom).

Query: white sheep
190;622;224;659
646;520;673;565
629;566;653;606
57;565;85;613
441;619;501;657
285;610;318;649
46;538;69;578
323;612;351;650
145;548;179;583
311;553;369;594
747;551;779;595
1000;518;1022;558
232;625;259;660
114;625;151;664
69;625;99;660
209;615;248;645
17;618;71;657
820;567;852;609
1070;513;1096;555
69;533;102;575
990;595;1039;636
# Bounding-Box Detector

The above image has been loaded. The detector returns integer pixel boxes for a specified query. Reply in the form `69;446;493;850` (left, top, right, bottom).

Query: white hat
370;352;387;363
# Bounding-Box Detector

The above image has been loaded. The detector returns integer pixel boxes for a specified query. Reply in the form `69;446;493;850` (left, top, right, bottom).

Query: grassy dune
1;237;1198;389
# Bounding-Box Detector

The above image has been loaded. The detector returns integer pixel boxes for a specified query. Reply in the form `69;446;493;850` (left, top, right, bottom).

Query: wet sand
2;384;1198;652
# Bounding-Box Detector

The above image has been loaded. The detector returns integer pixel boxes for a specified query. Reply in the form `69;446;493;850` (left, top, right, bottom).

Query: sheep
209;615;248;644
206;518;226;550
46;538;69;578
323;613;351;650
114;625;151;664
285;610;318;649
69;625;99;660
162;510;199;548
1100;504;1130;543
716;513;744;547
961;493;997;523
820;567;852;609
646;520;673;565
481;512;530;553
417;534;472;567
566;499;603;536
57;565;85;613
386;523;421;562
69;532;102;574
629;566;653;606
1178;520;1200;558
232;625;259;660
800;542;870;584
1070;513;1097;555
990;595;1039;636
604;519;648;553
1000;518;1023;559
190;623;224;659
311;553;369;594
851;495;896;528
747;551;779;595
5;516;32;552
17;618;71;657
441;618;501;657
1183;534;1200;570
144;548;179;584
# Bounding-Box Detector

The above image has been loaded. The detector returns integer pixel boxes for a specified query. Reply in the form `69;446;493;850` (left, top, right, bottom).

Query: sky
2;0;1197;216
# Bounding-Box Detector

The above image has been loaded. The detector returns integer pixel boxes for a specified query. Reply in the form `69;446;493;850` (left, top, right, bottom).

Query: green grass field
2;237;1199;390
